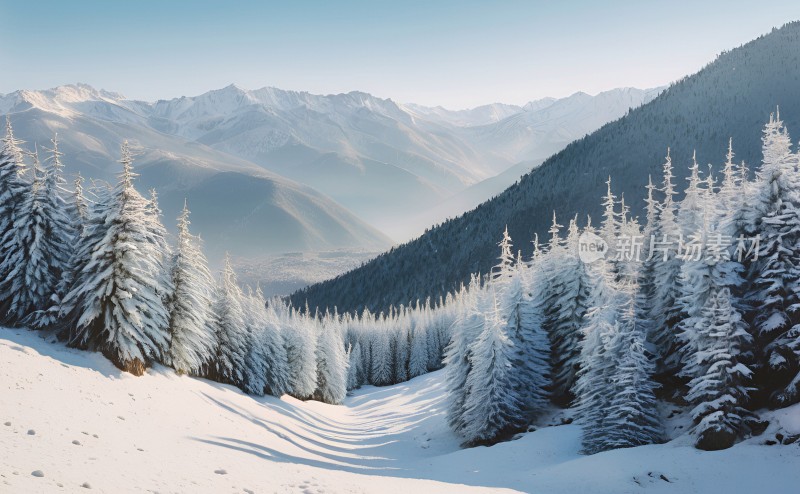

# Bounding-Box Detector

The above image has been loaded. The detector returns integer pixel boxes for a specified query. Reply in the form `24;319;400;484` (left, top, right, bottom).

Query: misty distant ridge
0;82;659;261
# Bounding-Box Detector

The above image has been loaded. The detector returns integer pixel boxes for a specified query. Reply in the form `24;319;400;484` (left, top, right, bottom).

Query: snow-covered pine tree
408;313;429;379
542;215;590;406
444;274;484;436
574;250;662;454
259;297;291;396
242;286;270;395
57;180;114;333
167;202;217;376
242;287;291;397
17;139;77;328
648;149;684;381
370;317;393;386
677;152;707;240
144;187;173;316
392;307;410;383
314;311;349;404
459;289;528;446
0;143;69;325
572;235;620;453
745;112;800;406
601;276;663;452
673;172;715;380
210;254;249;386
63;142;171;375
514;250;550;416
283;305;318;399
0;118;31;317
493;230;550;417
346;341;363;391
599;177;621;264
686;287;754;450
73;173;89;226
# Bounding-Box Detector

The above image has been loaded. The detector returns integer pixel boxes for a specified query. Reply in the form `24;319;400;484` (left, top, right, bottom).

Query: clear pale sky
1;0;799;109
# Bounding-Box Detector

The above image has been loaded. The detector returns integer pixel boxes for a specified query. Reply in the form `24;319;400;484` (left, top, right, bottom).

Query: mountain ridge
290;21;800;313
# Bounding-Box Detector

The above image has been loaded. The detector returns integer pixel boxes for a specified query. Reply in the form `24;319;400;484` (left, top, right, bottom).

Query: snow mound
2;328;799;493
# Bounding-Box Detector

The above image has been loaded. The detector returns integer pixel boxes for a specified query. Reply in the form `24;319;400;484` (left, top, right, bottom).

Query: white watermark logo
578;231;608;264
577;232;761;264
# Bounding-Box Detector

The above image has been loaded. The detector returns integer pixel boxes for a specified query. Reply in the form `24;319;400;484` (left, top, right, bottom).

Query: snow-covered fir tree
745;112;800;406
0;118;31;320
686;287;754;450
647;149;685;380
210;254;249;386
62;142;171;375
0;141;73;326
444;275;485;436
541;216;590;406
459;289;527;446
167;202;217;376
408;315;429;379
283;305;318;399
370;322;393;386
346;341;363;391
241;287;290;397
574;252;662;454
314;311;349;404
494;235;550;416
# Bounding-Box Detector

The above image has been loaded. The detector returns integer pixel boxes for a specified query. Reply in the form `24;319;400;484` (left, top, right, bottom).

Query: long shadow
189;383;540;491
199;392;402;461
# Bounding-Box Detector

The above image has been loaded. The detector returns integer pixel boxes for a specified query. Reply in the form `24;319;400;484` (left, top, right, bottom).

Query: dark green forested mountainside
291;21;800;314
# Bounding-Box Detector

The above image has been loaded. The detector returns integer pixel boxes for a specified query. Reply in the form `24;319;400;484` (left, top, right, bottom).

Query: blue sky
1;1;799;108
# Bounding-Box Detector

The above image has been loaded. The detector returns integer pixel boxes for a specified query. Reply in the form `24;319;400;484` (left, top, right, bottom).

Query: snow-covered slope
3;328;798;493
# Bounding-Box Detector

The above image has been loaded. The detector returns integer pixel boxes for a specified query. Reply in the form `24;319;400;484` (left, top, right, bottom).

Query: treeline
445;112;800;453
0;118;453;404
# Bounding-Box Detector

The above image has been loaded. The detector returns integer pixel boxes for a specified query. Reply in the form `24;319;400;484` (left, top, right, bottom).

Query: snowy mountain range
0;83;658;257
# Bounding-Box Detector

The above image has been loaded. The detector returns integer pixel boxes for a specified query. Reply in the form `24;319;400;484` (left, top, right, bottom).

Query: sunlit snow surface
2;328;799;493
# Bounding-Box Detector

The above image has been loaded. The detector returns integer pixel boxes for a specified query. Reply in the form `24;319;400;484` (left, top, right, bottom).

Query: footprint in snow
81;481;92;489
3;422;10;426
27;429;35;435
73;440;81;445
214;469;227;475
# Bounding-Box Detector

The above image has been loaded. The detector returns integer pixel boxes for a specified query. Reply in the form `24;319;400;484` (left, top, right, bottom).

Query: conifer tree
444;275;484;436
63;142;171;375
648;149;684;379
408;318;429;379
241;288;290;397
211;254;249;386
283;306;318;399
542;216;590;406
0;118;31;315
686;288;754;450
346;341;363;391
460;290;527;446
0;143;73;325
314;312;349;404
745;112;800;406
369;317;393;386
167;202;216;376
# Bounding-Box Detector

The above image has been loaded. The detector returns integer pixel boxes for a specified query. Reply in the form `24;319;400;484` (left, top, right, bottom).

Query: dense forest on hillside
292;21;800;314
